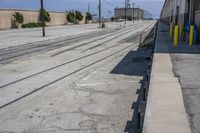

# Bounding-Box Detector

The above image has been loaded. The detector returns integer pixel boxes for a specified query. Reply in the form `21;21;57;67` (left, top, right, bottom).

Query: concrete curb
142;22;191;133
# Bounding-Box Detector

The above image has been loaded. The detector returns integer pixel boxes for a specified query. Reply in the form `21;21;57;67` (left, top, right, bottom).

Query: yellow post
170;22;173;37
174;25;179;46
189;25;194;46
179;22;183;37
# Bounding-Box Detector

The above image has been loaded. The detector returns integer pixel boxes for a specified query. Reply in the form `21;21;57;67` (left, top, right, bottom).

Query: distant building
114;8;144;20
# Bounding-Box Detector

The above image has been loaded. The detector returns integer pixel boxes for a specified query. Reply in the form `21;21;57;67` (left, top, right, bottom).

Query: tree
85;12;92;23
66;10;83;24
66;11;75;24
75;11;83;24
12;12;24;28
39;9;51;24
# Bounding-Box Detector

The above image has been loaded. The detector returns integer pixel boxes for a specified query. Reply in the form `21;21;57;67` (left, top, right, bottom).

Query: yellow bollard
189;25;194;46
179;22;183;37
170;23;173;37
174;25;179;46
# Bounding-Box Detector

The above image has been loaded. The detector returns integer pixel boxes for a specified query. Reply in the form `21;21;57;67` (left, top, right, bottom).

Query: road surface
0;21;156;133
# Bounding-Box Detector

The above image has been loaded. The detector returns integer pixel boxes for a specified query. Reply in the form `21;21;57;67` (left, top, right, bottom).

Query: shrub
22;22;43;28
86;12;92;23
66;10;83;24
75;11;83;22
12;12;24;28
66;11;75;23
39;9;51;24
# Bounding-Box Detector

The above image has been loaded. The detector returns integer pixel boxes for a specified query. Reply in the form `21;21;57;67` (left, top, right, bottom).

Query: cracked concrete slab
0;21;156;133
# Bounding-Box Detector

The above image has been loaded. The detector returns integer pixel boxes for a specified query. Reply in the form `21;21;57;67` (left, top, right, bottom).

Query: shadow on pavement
110;49;152;76
110;23;156;133
110;47;153;133
155;22;200;54
123;77;147;133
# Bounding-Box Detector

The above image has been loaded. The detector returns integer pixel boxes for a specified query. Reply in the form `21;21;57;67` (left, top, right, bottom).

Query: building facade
161;0;200;26
195;0;200;25
114;8;144;20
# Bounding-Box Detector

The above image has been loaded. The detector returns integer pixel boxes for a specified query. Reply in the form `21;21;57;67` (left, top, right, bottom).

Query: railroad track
0;32;143;89
0;22;139;55
0;42;138;110
0;23;146;64
0;22;151;55
52;26;140;56
0;21;155;110
0;29;117;54
0;22;154;89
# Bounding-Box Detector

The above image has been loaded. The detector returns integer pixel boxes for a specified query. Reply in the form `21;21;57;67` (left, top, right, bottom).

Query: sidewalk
167;29;200;132
143;22;194;133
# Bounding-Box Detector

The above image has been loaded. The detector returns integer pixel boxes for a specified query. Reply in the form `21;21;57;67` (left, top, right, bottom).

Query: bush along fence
0;9;91;29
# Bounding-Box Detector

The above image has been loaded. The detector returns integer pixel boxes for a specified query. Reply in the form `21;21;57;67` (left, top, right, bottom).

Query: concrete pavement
0;22;134;49
143;22;191;133
167;32;200;133
0;21;156;133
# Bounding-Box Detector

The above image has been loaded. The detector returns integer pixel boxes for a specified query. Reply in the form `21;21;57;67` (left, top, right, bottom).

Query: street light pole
88;3;90;13
99;0;101;27
125;0;127;25
132;3;134;23
40;0;45;37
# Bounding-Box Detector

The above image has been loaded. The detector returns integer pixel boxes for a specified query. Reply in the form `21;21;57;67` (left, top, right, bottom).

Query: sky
0;0;165;18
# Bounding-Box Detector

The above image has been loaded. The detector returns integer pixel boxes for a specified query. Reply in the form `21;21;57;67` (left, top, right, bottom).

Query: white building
114;8;144;20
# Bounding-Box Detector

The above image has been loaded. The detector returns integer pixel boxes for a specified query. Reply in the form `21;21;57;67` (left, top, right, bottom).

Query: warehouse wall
0;9;86;29
195;10;200;26
160;0;170;23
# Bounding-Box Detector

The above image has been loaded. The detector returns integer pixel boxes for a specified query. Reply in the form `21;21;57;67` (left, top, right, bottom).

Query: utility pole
124;0;127;25
99;0;101;27
132;3;134;23
40;0;45;37
137;6;140;21
88;3;90;13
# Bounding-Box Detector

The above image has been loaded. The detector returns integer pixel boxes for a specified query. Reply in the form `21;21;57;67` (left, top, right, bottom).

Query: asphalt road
0;21;156;133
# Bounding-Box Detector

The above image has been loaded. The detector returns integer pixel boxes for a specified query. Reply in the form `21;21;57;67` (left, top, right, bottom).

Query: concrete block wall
46;12;67;26
160;0;171;23
0;9;86;29
0;9;36;29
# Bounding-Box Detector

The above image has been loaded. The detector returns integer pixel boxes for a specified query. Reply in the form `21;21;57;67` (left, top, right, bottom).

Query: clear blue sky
0;0;165;18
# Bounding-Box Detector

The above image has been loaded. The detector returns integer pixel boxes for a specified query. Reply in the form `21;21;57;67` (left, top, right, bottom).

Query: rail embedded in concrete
142;22;191;133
